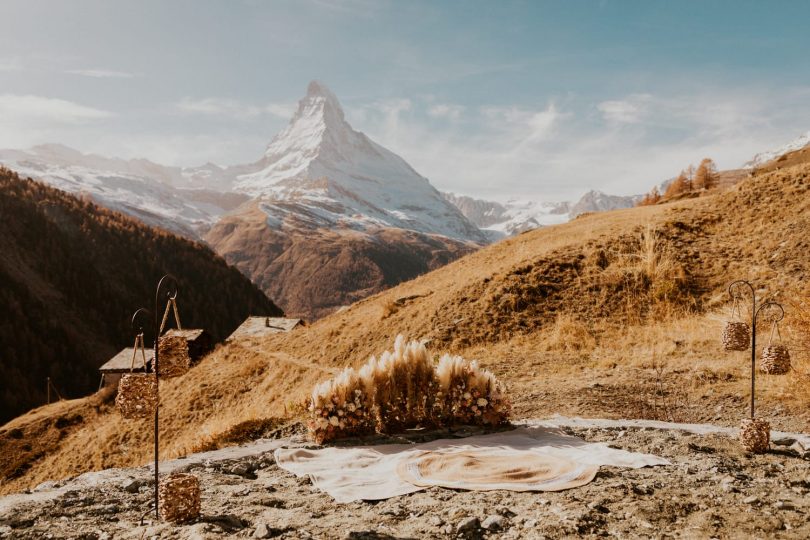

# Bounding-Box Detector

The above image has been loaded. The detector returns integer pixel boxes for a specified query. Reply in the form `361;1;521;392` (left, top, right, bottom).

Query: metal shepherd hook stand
727;280;785;419
132;274;180;521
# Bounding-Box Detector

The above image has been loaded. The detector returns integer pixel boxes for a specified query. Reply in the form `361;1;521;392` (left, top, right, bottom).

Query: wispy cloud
66;69;137;79
0;94;113;123
428;103;465;120
597;94;651;124
177;97;294;120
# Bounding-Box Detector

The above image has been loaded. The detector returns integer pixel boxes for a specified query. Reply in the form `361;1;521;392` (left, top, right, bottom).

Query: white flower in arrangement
348;403;357;412
463;392;471;400
318;418;329;429
338;409;344;416
477;398;488;407
329;416;340;427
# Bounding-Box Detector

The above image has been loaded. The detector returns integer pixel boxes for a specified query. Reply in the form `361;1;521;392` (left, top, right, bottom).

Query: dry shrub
542;314;596;352
307;336;510;443
600;224;691;319
786;297;810;401
191;417;284;452
381;299;398;319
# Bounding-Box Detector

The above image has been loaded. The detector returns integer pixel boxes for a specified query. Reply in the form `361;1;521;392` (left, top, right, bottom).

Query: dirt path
1;418;808;539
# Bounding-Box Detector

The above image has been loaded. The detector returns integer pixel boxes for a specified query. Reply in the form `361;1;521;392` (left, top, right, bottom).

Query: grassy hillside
2;163;808;494
0;168;282;424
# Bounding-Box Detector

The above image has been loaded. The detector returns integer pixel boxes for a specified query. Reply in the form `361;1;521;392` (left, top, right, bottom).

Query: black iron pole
152;274;178;520
728;280;756;418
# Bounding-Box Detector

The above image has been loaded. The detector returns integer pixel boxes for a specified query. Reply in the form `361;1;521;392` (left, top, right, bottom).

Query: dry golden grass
3;163;810;493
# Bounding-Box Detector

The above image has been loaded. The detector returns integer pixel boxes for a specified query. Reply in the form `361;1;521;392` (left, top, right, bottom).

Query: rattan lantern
760;320;791;375
723;293;750;351
116;334;158;419
158;473;201;522
156;334;191;378
116;373;158;419
739;417;770;453
722;321;750;351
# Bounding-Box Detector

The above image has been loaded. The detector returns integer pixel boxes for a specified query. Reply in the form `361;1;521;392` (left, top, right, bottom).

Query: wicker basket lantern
760;320;791;375
115;373;158;419
722;321;750;351
115;334;158;419
739;417;770;453
156;334;191;379
158;472;201;522
760;344;791;375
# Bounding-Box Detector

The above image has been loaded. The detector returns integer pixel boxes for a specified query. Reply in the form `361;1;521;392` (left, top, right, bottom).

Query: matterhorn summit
232;81;486;243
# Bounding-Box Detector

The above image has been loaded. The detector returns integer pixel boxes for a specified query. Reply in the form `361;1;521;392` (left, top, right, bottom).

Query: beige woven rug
397;449;597;492
275;426;669;503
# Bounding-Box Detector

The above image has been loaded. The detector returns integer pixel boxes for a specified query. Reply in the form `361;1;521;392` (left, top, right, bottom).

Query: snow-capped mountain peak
744;130;810;168
232;81;486;243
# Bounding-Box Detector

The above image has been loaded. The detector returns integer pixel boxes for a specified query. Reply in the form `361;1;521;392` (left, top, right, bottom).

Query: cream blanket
274;426;669;503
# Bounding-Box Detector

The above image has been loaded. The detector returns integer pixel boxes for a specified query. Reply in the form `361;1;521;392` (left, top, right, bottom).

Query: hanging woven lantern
760;344;791;375
722;321;750;351
739;418;770;454
115;373;158;419
157;334;191;378
158;473;201;522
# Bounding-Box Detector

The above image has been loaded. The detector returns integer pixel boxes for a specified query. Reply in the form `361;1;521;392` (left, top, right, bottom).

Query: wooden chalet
98;347;154;388
226;316;305;342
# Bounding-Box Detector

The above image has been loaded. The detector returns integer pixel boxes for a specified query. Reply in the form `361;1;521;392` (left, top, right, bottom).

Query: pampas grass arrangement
307;336;511;443
309;366;376;444
435;353;511;427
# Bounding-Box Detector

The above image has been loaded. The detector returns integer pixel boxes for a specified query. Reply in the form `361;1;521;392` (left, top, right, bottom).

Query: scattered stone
743;496;760;505
457;516;479;533
254;523;272;538
482;515;505;531
774;501;795;511
121;478;141;493
428;515;444;527
230;464;250;477
524;519;537;529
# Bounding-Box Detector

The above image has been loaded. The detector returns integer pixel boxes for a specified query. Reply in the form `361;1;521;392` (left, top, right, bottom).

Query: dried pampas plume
307;335;511;443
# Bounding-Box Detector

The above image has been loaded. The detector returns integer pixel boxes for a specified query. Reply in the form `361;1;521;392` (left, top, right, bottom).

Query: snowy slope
744;131;810;168
0;145;235;238
443;189;639;240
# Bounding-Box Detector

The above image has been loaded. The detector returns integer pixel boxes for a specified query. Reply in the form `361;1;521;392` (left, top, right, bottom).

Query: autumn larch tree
693;158;719;191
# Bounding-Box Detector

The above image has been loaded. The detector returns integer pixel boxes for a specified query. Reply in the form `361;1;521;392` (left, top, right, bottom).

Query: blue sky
2;0;810;200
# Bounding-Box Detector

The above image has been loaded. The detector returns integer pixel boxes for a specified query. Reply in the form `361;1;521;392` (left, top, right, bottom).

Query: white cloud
0;94;113;124
177;97;294;119
66;69;137;79
597;94;651;124
427;103;464;120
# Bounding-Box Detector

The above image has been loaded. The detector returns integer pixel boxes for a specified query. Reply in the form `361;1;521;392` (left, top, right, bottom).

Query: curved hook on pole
728;279;754;301
755;301;785;324
154;274;179;316
130;307;152;334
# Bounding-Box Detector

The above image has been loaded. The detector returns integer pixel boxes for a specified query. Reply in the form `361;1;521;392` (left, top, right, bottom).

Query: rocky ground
1;419;808;540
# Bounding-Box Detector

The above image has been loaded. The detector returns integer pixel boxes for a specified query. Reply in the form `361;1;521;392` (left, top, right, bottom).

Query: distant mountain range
0;167;280;423
3;82;808;319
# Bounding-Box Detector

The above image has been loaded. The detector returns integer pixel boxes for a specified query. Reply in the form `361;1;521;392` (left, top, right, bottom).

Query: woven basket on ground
722;321;750;351
115;373;158;419
760;344;791;375
739;418;770;454
157;335;191;378
158;473;200;522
